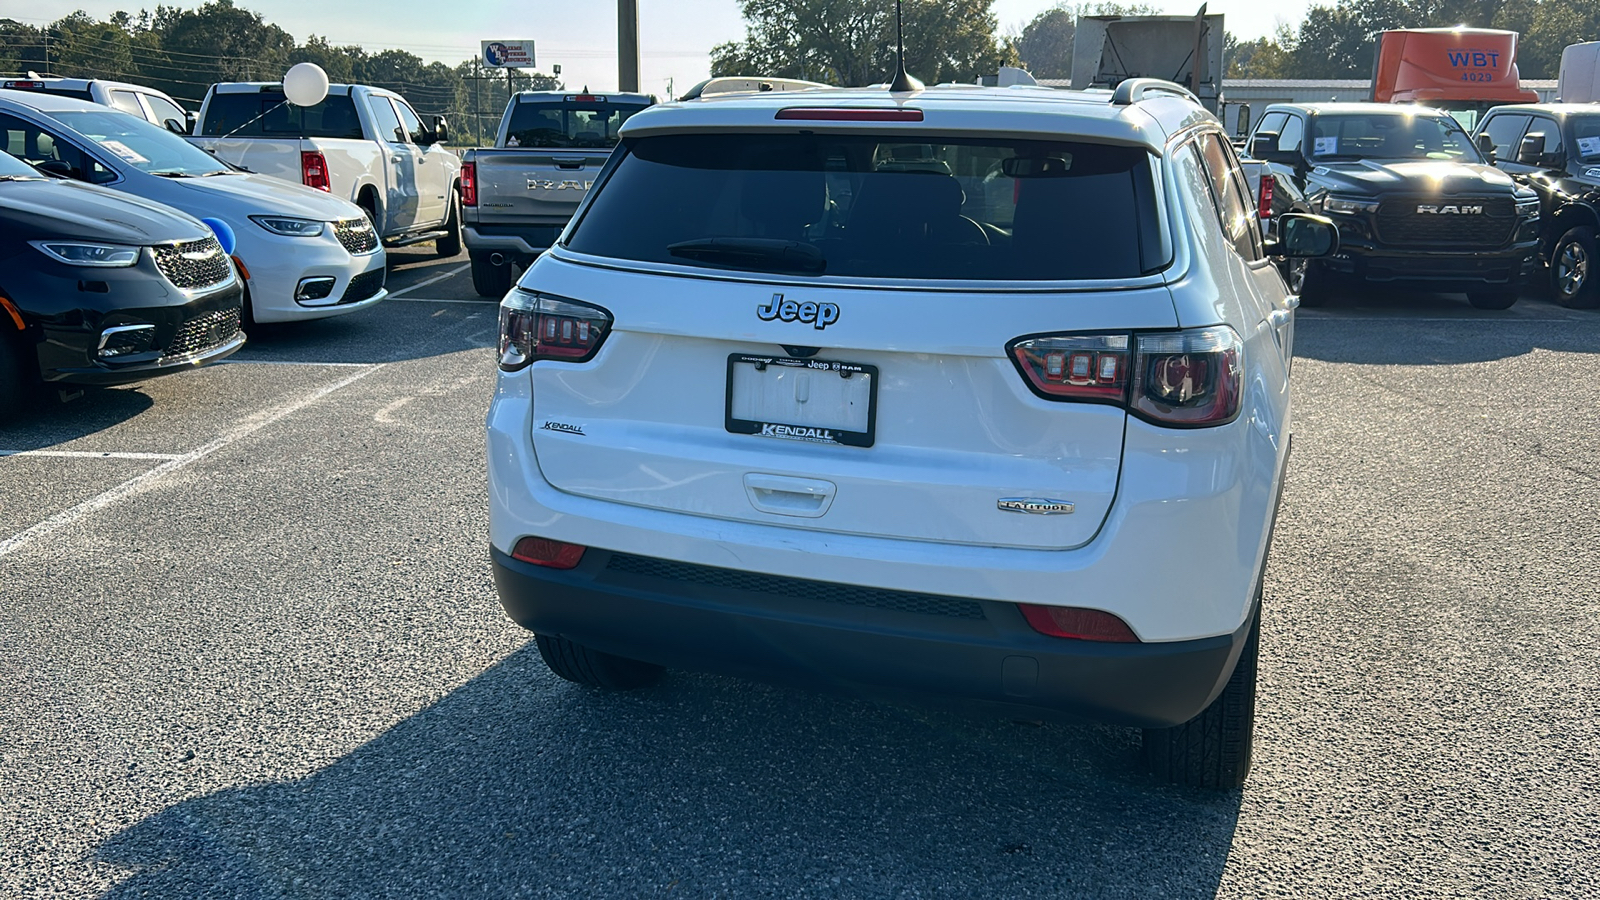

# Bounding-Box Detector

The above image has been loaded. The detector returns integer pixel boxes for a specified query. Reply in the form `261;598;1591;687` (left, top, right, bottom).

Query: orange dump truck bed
1371;28;1540;105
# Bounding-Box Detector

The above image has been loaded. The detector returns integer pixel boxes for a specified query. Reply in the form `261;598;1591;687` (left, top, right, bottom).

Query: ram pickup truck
1246;102;1540;308
460;90;651;296
190;82;461;254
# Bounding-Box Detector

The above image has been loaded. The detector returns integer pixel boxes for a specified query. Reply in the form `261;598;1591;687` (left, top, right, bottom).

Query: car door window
1196;132;1263;260
1529;117;1563;155
0;113;116;184
107;90;145;118
145;94;188;132
1278;115;1304;153
367;97;405;144
392;100;427;144
1481;114;1531;160
1255;112;1287;140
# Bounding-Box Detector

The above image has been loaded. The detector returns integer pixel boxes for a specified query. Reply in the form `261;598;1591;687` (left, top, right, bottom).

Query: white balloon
283;62;329;107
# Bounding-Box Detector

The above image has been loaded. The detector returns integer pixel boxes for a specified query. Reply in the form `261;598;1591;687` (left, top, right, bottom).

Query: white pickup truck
460;90;652;295
189;82;462;255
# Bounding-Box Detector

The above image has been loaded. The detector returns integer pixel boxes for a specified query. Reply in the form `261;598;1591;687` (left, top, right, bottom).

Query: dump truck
1070;5;1224;115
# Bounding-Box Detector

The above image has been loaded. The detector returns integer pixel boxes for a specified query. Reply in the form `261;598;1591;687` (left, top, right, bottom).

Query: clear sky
13;0;1309;95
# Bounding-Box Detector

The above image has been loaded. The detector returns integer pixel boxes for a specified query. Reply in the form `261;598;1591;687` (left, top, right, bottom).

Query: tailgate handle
553;157;585;170
744;474;835;518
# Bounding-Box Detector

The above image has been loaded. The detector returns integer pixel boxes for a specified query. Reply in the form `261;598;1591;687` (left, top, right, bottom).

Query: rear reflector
775;107;924;122
511;537;586;569
1018;605;1140;642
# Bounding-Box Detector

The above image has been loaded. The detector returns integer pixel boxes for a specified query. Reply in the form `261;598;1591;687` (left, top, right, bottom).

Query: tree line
0;0;559;145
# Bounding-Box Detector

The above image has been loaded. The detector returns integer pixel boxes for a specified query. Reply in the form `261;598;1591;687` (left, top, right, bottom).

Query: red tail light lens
511;537;586;569
1258;173;1275;219
499;289;613;370
1009;327;1243;427
301;151;330;191
1018;604;1140;642
460;161;477;207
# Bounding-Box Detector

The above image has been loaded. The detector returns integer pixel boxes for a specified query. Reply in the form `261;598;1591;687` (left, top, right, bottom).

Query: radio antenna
888;0;923;92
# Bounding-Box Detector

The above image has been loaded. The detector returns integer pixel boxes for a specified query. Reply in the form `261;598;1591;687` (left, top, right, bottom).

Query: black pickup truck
1474;104;1600;308
1246;103;1540;308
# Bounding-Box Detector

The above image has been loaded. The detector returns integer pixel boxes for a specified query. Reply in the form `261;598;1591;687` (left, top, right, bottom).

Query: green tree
1014;6;1074;78
162;0;294;83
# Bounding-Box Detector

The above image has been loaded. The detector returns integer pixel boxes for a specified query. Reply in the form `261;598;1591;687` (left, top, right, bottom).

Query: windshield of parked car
0;149;43;178
1310;113;1481;162
51;109;231;176
1570;115;1600;160
564;133;1167;281
503;99;649;148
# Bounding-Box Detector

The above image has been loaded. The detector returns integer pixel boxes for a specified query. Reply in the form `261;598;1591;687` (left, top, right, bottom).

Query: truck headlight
1322;197;1379;215
31;241;141;267
1515;198;1540;217
250;216;326;237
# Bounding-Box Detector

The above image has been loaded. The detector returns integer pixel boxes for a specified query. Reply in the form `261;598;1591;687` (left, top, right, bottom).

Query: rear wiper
667;238;826;274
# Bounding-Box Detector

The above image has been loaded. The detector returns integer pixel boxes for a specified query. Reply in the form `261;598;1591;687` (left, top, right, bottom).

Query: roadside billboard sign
482;40;536;69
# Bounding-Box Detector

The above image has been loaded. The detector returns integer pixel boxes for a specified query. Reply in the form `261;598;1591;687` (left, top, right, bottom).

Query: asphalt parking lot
2;248;1598;898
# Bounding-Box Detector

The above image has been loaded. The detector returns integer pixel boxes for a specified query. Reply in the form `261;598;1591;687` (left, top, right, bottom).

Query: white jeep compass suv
486;79;1336;788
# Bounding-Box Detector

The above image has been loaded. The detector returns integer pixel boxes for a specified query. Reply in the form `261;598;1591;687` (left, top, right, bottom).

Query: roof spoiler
678;76;833;101
1110;78;1199;106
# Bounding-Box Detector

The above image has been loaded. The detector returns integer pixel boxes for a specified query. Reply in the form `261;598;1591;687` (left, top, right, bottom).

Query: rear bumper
493;546;1253;728
464;223;564;265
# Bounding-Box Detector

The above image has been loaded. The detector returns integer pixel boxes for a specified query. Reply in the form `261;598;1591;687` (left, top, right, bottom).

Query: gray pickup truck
461;90;653;296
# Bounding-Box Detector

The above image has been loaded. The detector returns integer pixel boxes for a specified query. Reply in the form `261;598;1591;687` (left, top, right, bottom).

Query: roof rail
679;76;833;101
1110;78;1199;107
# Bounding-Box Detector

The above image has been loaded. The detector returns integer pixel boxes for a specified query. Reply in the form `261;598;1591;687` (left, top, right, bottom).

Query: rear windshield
503;100;649;148
564;133;1166;281
201;91;363;139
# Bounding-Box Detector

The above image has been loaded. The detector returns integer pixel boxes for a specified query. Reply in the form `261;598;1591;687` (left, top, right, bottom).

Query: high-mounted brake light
1018;604;1140;642
775;108;924;122
1258;174;1275;219
460;161;477;207
3;80;44;90
498;289;613;371
511;537;586;569
300;150;330;191
1009;327;1244;427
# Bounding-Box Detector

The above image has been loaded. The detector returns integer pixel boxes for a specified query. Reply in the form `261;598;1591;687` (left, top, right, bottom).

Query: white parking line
219;359;374;367
0;365;382;560
0;450;185;460
390;296;497;305
387;264;469;299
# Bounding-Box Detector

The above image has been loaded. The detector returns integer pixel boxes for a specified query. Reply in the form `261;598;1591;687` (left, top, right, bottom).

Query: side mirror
1475;132;1496;163
1236;103;1251;137
1266;213;1339;259
1517;133;1543;166
1249;132;1277;160
164;118;186;135
431;115;449;145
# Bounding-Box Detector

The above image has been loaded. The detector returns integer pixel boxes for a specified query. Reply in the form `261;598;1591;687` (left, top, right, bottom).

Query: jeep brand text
757;294;840;330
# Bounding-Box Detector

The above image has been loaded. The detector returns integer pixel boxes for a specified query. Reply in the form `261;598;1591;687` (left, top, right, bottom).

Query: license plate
725;354;877;448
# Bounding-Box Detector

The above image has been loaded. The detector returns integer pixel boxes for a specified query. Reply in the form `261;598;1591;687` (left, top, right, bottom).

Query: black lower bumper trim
491;546;1252;729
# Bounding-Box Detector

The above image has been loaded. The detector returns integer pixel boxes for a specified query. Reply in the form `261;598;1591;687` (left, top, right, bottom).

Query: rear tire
470;251;513;298
1142;607;1259;789
435;189;462;258
1549;226;1597;309
535;633;664;689
1467;289;1518;310
1291;259;1333;307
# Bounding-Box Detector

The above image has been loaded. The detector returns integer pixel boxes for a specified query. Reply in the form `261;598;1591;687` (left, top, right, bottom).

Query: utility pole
618;0;639;92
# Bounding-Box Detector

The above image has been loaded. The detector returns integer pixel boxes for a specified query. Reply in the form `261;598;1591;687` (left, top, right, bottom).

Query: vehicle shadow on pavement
0;387;153;451
1295;291;1600;366
236;300;498;366
94;646;1242;897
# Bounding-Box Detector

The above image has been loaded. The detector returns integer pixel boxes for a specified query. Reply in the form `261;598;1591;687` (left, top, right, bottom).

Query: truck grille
161;307;240;362
152;237;231;290
334;218;379;255
340;269;385;304
1374;197;1516;248
603;553;987;620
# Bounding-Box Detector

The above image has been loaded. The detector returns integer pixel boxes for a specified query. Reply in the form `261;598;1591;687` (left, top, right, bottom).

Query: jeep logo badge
1416;204;1484;215
757;294;840;330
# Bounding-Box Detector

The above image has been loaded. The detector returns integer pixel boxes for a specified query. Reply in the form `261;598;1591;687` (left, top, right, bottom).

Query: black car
1474;104;1600;308
1246;103;1541;308
0;150;244;420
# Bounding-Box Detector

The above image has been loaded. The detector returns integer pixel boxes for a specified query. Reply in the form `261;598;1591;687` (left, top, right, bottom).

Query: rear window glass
504;100;649;148
565;133;1166;281
201;91;363;139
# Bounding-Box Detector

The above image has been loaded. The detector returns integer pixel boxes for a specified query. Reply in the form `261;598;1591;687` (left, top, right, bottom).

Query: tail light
499;288;612;371
1257;174;1275;219
511;537;586;569
1010;326;1243;427
301;151;330;191
1018;604;1140;642
460;161;477;207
